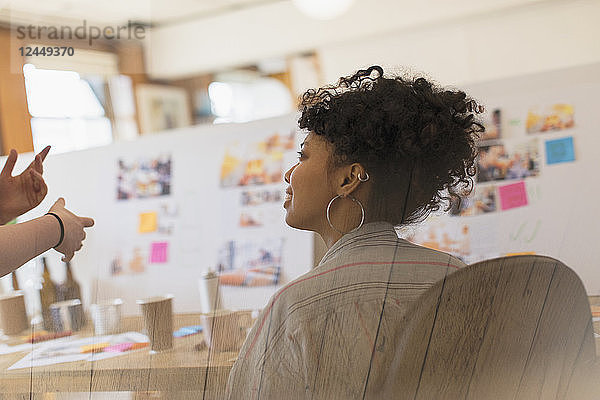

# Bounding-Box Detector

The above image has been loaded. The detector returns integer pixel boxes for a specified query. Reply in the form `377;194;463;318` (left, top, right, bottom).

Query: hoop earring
326;195;365;235
358;171;369;182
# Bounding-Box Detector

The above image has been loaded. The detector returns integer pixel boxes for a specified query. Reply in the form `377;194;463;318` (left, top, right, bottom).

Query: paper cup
137;295;174;351
201;310;251;352
198;271;222;314
49;299;85;332
91;298;123;335
0;292;29;335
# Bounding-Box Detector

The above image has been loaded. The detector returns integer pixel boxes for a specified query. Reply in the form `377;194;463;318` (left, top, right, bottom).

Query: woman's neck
313;219;343;249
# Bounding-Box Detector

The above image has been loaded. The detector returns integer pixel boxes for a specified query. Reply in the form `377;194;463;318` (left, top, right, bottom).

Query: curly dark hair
298;65;484;226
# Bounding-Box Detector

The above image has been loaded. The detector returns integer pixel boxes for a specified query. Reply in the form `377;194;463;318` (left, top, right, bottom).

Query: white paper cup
90;298;122;335
198;271;222;314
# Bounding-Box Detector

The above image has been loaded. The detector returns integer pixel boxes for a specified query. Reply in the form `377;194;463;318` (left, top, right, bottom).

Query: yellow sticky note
138;212;157;233
80;342;110;354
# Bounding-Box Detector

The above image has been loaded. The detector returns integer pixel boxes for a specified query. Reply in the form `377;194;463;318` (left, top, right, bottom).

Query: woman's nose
284;163;297;184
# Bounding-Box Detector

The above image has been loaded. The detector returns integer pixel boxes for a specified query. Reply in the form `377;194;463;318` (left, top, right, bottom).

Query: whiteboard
468;63;600;294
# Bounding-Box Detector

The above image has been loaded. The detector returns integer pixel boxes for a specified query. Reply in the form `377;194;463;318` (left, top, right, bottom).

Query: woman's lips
283;192;292;208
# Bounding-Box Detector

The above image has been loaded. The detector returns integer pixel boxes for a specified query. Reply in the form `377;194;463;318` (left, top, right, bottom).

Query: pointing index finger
28;146;49;174
38;146;51;162
80;217;95;227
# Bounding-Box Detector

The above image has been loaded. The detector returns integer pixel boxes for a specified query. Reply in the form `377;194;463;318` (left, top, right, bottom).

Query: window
208;76;293;124
23;63;113;154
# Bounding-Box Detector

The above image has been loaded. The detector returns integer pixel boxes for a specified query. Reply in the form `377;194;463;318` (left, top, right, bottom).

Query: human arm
0;214;61;277
0;146;50;225
0;198;94;277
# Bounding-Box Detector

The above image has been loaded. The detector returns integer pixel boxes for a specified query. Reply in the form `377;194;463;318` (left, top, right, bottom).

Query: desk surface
1;300;599;396
0;314;236;395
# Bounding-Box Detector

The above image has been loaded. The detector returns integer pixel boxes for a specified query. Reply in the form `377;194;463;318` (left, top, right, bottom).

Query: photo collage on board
411;102;577;263
111;154;177;276
454;103;576;217
217;130;296;287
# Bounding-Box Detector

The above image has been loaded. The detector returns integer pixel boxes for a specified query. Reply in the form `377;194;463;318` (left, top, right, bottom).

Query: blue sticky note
545;137;575;165
173;325;203;338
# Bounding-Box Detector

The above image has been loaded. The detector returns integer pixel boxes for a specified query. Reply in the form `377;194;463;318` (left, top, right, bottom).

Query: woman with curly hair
226;66;484;399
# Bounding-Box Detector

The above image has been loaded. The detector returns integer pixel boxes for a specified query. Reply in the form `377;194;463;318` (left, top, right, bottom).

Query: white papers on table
0;335;77;355
8;332;148;370
0;342;36;355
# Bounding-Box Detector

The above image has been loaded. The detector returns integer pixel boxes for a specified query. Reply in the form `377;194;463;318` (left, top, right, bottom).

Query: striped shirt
226;221;465;399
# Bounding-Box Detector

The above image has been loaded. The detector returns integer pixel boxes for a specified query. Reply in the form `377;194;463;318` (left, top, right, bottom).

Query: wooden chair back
379;255;596;399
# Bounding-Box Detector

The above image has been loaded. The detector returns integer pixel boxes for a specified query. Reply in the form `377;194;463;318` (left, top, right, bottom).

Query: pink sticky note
498;181;528;210
150;242;168;263
104;343;134;353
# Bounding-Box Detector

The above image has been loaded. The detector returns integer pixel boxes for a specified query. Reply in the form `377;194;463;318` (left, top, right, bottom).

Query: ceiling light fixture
292;0;355;20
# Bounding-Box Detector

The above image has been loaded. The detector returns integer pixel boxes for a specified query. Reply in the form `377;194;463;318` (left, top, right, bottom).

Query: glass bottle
12;271;20;291
39;257;57;331
58;261;81;302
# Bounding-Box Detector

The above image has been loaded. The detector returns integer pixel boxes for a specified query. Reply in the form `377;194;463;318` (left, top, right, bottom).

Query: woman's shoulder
265;237;465;320
337;235;466;270
397;238;467;269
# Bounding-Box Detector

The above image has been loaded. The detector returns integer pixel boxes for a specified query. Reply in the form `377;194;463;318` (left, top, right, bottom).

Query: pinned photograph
238;208;281;228
110;247;146;276
157;203;179;234
117;154;172;200
476;138;540;183
220;131;295;187
480;108;502;141
239;212;263;227
216;238;283;286
526;103;575;134
450;185;497;216
240;189;282;206
404;218;471;262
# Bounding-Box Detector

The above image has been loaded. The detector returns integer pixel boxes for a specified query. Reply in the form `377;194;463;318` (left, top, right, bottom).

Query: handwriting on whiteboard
509;220;541;243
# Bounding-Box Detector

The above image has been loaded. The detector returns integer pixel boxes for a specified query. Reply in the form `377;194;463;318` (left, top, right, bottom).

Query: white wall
146;0;600;86
317;0;600;85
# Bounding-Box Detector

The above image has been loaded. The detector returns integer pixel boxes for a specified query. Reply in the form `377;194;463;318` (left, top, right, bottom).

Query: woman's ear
338;163;367;197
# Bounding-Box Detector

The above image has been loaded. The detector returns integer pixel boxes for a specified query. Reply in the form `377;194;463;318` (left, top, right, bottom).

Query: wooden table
0;300;598;399
0;314;237;399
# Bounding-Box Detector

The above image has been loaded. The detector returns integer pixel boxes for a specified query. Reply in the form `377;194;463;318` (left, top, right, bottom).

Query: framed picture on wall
136;84;191;134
